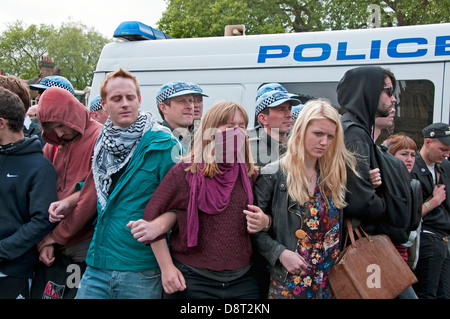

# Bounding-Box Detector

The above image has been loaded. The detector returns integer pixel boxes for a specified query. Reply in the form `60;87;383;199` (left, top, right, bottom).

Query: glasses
383;86;394;97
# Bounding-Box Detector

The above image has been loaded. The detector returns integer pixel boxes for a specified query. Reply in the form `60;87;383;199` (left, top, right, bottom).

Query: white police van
90;21;450;144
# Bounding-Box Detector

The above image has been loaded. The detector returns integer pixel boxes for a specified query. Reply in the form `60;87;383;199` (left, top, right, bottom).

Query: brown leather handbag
329;219;417;299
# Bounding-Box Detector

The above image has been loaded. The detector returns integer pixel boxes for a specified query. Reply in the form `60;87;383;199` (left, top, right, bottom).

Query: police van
90;21;450;144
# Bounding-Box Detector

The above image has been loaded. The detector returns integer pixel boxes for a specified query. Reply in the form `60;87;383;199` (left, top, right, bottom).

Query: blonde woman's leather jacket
251;161;307;282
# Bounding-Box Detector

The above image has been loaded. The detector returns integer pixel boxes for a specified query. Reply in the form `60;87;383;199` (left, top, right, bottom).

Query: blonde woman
130;101;269;298
252;99;358;299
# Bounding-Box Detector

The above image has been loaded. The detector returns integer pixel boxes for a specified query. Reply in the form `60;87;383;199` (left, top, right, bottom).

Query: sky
0;0;167;38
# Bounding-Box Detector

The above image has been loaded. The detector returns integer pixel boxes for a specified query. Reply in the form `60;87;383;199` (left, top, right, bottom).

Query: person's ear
258;113;268;126
159;102;169;115
0;117;7;129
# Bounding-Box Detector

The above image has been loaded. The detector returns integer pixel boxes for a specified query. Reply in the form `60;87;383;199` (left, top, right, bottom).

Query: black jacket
338;66;387;233
0;136;56;278
411;154;450;237
251;162;305;282
23;118;45;148
251;162;343;282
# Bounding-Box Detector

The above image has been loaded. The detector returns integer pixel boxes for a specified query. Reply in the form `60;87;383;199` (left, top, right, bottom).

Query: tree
157;0;288;37
0;21;53;79
157;0;450;37
280;0;326;32
385;0;450;25
325;0;449;30
0;20;111;89
47;21;110;89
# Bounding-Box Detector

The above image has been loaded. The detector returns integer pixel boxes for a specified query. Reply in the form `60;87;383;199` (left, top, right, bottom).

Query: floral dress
268;184;340;299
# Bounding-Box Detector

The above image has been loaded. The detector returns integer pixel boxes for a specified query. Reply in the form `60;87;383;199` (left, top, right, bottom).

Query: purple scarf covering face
185;128;253;247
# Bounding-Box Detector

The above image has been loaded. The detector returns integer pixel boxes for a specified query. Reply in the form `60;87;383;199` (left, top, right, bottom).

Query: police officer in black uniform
411;123;450;299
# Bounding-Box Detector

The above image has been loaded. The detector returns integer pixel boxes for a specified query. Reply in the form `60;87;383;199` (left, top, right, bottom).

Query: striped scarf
93;112;155;209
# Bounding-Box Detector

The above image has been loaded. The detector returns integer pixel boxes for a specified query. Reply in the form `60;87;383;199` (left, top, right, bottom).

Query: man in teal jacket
76;68;181;299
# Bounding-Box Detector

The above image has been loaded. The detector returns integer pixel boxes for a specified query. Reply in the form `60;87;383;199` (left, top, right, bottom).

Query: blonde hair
281;99;357;208
186;101;257;178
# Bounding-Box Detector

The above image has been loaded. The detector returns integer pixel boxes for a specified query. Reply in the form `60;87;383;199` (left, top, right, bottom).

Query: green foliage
0;20;111;89
0;21;53;79
157;0;288;37
326;0;449;29
157;0;450;37
47;21;111;89
386;0;450;25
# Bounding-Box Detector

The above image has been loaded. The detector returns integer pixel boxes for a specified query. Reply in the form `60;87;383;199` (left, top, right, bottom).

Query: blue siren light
113;21;173;41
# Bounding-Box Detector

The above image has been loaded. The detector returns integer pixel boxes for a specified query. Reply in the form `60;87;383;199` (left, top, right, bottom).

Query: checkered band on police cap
291;104;304;120
89;95;102;112
255;91;299;116
40;76;75;96
156;81;199;104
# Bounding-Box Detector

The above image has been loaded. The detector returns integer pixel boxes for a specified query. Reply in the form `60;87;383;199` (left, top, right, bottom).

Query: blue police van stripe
257;35;450;64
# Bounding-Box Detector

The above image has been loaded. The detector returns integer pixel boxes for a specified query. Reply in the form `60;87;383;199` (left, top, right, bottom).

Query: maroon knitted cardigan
143;161;258;271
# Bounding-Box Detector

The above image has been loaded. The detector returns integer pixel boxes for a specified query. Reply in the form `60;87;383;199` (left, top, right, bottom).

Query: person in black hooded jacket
0;87;56;298
337;66;398;234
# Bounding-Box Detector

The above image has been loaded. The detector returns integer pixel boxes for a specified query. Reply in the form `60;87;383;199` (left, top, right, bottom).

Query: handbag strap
345;218;373;247
358;224;372;239
346;218;356;245
354;227;364;239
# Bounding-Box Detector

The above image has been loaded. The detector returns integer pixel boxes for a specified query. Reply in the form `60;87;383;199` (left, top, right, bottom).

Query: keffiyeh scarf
93;112;155;209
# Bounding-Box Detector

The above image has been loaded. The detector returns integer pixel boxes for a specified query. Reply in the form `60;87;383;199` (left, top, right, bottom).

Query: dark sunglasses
383;86;394;97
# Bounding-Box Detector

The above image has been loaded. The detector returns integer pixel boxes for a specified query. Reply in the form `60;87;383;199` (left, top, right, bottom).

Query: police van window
389;79;435;147
279;80;435;147
282;82;340;109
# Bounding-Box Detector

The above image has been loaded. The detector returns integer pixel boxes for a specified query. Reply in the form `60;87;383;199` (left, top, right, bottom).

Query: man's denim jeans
75;266;162;299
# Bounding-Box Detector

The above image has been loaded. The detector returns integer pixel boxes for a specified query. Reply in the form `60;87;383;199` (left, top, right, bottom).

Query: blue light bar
113;21;173;41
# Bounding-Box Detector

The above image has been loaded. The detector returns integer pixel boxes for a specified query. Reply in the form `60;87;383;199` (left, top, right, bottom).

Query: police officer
411;122;450;299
